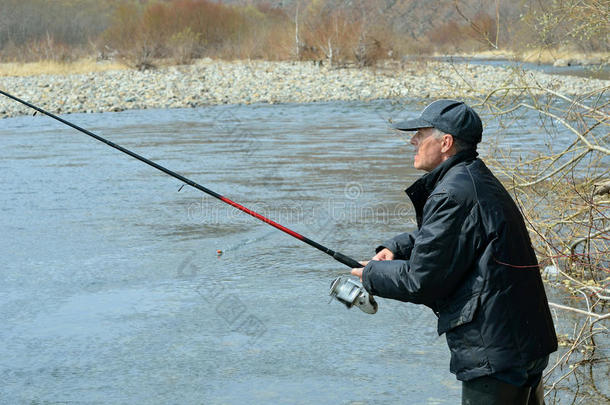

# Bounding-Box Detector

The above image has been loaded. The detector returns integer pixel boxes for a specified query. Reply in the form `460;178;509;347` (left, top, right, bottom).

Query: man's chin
414;162;431;172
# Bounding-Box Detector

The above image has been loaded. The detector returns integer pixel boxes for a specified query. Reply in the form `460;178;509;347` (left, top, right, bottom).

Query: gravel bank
1;59;607;118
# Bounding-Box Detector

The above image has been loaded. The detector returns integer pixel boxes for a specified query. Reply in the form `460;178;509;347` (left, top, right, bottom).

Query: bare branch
548;302;609;319
520;103;610;155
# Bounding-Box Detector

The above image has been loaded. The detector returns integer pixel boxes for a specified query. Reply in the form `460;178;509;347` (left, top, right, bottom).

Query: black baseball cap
393;99;483;144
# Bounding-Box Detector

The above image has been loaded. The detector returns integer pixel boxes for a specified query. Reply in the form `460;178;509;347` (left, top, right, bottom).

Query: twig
548;302;609;320
570;225;610;255
520;103;610;155
541;87;610;120
516;148;590;187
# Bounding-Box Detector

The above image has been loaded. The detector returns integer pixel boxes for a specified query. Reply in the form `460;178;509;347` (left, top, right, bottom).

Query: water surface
0;101;603;404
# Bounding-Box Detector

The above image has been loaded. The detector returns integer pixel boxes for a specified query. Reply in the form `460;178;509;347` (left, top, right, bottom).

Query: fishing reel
329;276;378;314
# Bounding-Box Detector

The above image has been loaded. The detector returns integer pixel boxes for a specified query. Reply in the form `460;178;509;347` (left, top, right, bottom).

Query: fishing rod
1;89;377;313
0;89;365;268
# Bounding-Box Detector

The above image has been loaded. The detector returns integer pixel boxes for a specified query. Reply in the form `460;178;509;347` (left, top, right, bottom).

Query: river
429;56;610;80
0;100;606;404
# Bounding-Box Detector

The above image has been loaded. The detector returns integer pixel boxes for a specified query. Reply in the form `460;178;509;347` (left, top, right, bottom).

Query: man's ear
441;134;454;153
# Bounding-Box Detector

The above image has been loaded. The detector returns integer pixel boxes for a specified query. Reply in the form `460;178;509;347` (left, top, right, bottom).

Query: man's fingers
372;248;395;261
351;261;368;280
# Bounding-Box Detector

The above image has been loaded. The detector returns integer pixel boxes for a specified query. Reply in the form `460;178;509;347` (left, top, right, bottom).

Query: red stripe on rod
219;196;305;240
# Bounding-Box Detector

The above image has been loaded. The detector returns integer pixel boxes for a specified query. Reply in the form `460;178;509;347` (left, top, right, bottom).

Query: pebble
0;59;607;119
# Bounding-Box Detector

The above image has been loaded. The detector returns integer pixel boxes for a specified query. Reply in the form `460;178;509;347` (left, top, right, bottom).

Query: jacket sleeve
376;232;416;260
362;192;478;305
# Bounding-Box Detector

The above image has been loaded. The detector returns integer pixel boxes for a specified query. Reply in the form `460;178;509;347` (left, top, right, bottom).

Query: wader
462;376;545;405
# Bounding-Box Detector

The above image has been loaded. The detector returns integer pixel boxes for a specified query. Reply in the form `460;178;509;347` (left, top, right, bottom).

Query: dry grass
0;58;127;77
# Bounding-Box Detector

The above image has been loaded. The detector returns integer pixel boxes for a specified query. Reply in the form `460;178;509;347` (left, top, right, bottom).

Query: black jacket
362;150;557;381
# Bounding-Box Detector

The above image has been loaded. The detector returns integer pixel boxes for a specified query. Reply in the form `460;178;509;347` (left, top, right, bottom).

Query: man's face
410;128;444;172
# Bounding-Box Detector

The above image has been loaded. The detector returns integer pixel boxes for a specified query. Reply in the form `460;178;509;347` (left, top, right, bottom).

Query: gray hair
431;128;477;153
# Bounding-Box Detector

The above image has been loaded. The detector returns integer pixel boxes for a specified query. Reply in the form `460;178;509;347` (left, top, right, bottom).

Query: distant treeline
0;0;607;66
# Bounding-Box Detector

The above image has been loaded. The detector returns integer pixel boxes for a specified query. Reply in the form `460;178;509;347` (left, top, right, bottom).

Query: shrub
0;0;111;62
168;27;202;64
101;0;249;63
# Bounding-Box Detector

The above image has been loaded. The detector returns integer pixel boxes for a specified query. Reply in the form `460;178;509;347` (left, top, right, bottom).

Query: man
351;100;557;404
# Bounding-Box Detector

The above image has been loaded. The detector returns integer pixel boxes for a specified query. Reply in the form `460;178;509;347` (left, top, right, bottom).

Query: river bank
1;58;607;119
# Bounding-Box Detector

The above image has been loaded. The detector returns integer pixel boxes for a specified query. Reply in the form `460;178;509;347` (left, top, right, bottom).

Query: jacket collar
405;149;478;227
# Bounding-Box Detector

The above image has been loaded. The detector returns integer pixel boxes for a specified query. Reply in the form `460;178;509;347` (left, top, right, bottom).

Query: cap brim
392;118;433;131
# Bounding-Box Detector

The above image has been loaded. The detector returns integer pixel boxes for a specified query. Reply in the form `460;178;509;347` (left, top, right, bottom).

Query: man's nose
410;136;417;146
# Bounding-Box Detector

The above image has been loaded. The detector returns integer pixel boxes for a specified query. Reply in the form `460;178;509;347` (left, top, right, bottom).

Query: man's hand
372;248;394;261
351;261;369;280
351;249;395;280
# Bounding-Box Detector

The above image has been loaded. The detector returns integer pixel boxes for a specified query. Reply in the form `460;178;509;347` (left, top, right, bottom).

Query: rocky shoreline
0;59;607;119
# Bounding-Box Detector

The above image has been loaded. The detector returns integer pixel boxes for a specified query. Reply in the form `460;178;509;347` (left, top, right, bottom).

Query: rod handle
333;251;363;268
